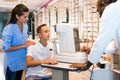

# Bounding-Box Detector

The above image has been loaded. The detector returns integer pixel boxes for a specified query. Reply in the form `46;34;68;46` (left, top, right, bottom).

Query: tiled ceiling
0;0;49;12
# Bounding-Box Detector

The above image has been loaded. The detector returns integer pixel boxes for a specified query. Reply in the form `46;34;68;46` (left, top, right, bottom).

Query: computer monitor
56;23;80;54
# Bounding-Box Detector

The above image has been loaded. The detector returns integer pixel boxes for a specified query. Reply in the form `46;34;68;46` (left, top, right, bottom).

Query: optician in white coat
70;0;120;70
88;0;120;64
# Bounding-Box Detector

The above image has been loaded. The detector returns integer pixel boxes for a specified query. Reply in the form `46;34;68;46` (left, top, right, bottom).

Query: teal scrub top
2;23;28;72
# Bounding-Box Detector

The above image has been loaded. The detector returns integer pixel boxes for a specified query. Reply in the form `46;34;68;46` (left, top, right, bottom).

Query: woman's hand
4;40;36;52
24;40;36;48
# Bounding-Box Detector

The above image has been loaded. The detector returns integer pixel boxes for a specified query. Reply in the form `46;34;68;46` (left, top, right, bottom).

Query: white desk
41;62;78;80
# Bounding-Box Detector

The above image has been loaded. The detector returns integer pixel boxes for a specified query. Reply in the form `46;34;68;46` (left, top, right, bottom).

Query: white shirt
26;40;53;77
88;1;120;64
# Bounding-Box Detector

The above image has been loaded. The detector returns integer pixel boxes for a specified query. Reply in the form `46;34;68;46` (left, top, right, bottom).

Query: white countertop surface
41;62;78;71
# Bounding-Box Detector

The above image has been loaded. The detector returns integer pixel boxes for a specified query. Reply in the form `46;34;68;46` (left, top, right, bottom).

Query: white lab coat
105;40;117;54
88;1;120;64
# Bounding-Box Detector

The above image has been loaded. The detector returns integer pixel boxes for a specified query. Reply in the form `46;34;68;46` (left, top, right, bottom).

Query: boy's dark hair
96;0;117;17
37;24;47;33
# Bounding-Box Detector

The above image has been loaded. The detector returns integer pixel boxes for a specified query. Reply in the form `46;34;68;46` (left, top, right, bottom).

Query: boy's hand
48;58;58;65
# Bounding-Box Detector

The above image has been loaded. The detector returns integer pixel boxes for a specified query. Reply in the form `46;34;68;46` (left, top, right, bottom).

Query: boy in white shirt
26;24;58;80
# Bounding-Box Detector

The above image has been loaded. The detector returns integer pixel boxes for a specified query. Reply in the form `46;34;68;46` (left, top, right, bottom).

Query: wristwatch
83;61;93;71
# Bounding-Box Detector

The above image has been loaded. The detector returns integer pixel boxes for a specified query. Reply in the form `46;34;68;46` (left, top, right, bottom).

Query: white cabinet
92;69;114;80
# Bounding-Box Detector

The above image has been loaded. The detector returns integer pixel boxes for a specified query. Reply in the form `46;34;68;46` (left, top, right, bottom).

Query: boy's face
38;26;50;41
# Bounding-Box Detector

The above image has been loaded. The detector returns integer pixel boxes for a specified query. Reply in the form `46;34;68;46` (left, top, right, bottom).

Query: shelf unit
69;0;80;26
80;0;100;47
34;0;100;46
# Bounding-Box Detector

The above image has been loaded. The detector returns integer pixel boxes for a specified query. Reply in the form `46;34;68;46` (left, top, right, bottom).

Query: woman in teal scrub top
2;4;35;80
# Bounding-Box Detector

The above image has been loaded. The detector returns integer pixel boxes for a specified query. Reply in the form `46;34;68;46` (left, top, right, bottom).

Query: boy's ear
37;33;42;37
36;33;40;36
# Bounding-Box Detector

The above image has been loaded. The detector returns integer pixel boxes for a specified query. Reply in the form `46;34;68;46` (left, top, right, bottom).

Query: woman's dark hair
8;4;29;24
37;24;47;34
96;0;117;17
